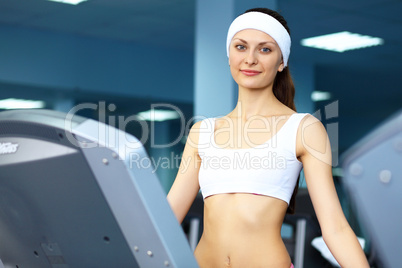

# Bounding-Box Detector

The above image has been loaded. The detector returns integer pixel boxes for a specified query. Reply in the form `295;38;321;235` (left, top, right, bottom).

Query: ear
277;61;285;72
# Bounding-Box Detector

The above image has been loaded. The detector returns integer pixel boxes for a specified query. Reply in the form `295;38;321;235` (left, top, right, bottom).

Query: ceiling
1;0;401;69
1;0;401;92
0;0;196;50
0;0;401;151
282;0;402;72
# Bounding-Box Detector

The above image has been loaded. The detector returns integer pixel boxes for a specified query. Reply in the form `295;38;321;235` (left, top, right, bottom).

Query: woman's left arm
298;115;369;268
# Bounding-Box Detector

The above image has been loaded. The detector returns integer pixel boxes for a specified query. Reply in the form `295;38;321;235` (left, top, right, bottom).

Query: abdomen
194;193;292;268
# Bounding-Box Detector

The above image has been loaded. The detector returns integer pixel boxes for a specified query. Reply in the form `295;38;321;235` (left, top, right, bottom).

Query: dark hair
245;8;299;214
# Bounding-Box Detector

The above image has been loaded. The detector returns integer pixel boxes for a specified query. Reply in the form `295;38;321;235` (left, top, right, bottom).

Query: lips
240;69;261;76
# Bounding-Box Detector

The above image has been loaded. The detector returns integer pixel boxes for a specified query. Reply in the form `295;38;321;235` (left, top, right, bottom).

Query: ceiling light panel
137;109;180;122
301;31;384;52
0;98;46;110
311;91;332;102
48;0;88;5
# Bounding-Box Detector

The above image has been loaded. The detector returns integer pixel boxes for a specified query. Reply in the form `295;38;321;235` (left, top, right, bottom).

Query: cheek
229;64;244;84
263;57;282;72
229;65;238;79
275;54;283;69
228;56;241;72
229;52;244;63
228;53;236;65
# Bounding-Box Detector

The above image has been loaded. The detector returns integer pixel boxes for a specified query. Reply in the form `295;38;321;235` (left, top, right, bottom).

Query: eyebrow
233;38;276;46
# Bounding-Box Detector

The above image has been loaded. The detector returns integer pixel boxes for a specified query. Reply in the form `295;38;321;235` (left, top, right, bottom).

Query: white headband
226;12;291;67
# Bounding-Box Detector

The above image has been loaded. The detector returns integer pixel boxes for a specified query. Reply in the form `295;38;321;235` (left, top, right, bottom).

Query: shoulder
185;118;213;149
189;118;215;134
297;114;331;165
298;113;327;139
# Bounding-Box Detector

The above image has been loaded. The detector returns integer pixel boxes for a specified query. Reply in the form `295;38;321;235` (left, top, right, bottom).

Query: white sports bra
198;113;308;205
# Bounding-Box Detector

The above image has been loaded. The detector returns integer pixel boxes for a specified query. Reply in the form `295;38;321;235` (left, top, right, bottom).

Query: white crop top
198;113;308;205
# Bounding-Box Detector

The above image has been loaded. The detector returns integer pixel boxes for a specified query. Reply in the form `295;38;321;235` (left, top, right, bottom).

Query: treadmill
0;109;198;268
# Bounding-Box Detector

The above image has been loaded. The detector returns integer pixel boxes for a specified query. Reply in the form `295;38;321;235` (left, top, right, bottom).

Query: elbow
167;198;184;224
167;197;189;224
321;220;351;241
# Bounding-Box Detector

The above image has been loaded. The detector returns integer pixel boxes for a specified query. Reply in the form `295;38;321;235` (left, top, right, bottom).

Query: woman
167;7;369;268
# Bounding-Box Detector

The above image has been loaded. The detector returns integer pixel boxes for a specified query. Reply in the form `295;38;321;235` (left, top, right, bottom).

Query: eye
236;44;246;51
261;47;271;53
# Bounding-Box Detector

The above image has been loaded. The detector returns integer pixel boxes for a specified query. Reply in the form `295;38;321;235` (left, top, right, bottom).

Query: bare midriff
194;193;292;268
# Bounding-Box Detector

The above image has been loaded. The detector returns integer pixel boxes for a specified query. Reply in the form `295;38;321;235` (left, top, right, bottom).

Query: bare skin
167;29;369;268
195;194;291;268
194;112;297;268
171;113;297;268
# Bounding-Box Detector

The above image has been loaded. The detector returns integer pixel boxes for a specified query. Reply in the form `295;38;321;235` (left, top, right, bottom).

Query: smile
240;69;261;76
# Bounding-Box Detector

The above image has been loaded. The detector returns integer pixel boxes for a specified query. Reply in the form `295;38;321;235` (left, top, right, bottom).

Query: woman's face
229;29;284;90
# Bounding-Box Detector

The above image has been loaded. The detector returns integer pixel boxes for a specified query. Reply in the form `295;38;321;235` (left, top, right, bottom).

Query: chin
236;78;272;90
240;83;269;90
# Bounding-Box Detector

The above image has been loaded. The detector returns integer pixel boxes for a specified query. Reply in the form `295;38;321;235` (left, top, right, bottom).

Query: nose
244;50;258;65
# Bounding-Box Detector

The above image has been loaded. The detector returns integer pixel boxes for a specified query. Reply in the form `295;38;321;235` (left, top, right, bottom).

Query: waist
195;194;291;267
196;230;290;268
202;193;287;237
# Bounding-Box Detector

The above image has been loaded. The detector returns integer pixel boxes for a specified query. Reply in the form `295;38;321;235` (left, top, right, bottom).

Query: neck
230;85;282;121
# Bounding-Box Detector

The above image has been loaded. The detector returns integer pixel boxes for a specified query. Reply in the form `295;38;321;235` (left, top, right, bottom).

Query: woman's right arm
167;121;202;224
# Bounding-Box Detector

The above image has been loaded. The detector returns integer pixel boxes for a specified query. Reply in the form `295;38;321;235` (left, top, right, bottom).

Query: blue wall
0;24;194;103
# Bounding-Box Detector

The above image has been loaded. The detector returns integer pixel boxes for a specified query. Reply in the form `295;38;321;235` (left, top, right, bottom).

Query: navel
224;256;231;267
